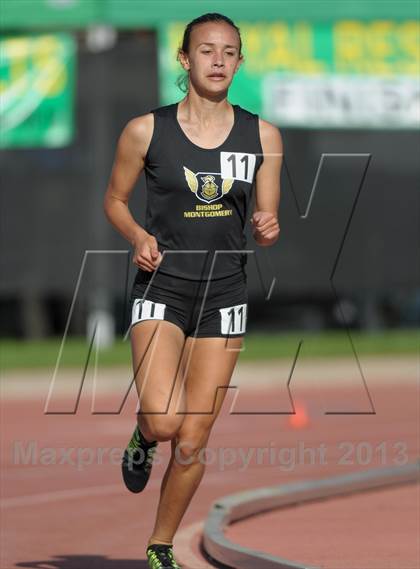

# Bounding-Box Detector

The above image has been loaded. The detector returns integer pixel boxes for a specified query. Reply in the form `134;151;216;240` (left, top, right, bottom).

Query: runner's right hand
132;233;163;271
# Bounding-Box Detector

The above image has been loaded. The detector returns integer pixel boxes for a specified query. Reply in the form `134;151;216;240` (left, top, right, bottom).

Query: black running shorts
128;268;248;338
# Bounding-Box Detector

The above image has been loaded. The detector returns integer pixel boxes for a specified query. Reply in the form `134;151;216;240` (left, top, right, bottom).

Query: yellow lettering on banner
168;19;418;77
398;22;420;60
266;23;294;69
293;22;325;73
240;23;265;72
372;61;393;74
334;20;419;74
368;21;393;59
241;22;326;73
295;22;312;60
243;25;263;59
334;21;365;62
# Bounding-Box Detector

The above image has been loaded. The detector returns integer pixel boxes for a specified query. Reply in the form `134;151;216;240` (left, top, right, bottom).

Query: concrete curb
203;462;420;569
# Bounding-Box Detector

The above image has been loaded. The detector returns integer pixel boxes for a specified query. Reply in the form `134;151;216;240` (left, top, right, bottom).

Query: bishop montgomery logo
183;166;234;218
184;166;234;203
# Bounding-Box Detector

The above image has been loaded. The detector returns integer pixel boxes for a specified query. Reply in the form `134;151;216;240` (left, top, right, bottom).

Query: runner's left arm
251;119;283;246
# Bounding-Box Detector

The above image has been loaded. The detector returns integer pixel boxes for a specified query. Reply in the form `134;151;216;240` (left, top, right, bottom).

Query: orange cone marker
288;401;309;429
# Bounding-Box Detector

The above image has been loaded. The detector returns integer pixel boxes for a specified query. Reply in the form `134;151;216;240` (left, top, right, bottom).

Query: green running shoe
146;544;181;569
121;425;158;493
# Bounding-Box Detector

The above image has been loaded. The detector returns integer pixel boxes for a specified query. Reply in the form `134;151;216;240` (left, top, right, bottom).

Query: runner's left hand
250;211;280;246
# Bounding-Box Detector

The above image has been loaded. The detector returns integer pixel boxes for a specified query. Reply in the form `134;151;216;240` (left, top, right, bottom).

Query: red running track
1;363;418;568
225;483;419;569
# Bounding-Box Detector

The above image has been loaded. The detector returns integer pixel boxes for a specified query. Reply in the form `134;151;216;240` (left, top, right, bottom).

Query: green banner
1;1;418;29
1;1;419;29
0;33;76;148
159;20;420;129
0;0;102;29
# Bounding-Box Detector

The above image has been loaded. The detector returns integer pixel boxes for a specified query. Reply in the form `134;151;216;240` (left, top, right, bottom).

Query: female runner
104;12;282;569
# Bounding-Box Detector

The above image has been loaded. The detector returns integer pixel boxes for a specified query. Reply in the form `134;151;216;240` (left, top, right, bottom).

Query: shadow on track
16;555;149;568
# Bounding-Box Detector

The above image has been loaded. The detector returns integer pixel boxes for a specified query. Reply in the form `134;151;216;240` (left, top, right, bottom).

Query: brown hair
176;13;243;93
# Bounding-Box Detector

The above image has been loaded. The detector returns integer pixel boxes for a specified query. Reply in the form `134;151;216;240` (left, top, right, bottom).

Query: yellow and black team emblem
183;166;234;204
201;175;218;200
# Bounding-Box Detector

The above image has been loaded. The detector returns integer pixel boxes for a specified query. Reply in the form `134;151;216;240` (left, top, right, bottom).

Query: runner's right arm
103;115;162;271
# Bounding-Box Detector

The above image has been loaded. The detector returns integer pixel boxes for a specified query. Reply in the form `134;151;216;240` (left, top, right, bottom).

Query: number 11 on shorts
220;303;247;335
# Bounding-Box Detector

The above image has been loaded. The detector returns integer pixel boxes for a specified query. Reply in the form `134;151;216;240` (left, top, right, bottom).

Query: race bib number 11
220;152;256;184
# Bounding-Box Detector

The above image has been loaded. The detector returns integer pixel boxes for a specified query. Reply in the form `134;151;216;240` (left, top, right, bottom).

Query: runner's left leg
147;334;243;548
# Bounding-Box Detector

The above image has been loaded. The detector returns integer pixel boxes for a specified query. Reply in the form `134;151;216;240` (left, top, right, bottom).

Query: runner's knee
142;416;182;442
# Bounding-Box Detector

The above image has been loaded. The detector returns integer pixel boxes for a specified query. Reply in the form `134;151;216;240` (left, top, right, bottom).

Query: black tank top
143;102;264;280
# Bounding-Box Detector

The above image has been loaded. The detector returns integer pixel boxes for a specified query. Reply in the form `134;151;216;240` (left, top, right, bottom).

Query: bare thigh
174;335;244;458
130;320;189;439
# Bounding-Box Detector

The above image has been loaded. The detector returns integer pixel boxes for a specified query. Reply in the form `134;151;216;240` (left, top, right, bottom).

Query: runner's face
183;22;242;94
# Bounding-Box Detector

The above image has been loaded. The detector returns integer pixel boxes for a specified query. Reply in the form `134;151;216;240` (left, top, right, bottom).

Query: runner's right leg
130;319;187;441
121;320;188;494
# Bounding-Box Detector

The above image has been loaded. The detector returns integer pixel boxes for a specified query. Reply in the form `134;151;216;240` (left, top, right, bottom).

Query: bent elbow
103;193;112;219
103;190;127;219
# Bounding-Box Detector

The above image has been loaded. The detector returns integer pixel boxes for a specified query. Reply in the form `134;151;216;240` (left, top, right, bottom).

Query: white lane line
0;483;126;509
0;469;241;510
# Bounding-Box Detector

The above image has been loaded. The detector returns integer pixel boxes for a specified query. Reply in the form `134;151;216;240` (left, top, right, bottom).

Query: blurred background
0;1;419;359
